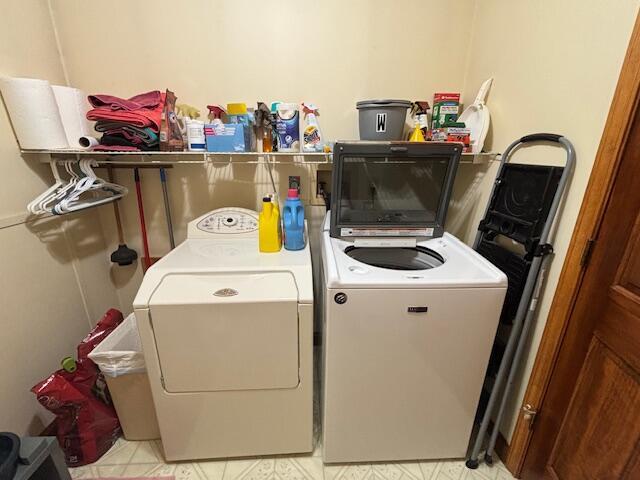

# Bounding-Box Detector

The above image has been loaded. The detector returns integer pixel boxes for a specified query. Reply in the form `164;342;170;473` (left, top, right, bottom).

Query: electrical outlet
314;169;332;207
288;175;301;192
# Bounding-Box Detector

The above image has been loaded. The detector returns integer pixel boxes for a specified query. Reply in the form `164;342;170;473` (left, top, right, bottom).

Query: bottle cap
61;356;77;373
288;188;299;198
262;196;271;202
227;103;247;115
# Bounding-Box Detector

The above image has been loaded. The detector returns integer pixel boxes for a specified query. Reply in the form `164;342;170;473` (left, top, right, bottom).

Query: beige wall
3;0;638;443
51;0;475;142
0;0;120;434
461;0;639;440
50;0;640;442
49;0;478;309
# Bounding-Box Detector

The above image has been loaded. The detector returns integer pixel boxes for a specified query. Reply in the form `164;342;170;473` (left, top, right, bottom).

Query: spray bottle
206;105;226;135
408;101;430;141
270;102;281;151
301;103;325;152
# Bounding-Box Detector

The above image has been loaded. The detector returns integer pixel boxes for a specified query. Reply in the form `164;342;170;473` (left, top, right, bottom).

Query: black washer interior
344;246;445;271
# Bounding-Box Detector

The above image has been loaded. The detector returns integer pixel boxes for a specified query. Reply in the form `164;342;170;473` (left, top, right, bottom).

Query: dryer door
149;272;299;393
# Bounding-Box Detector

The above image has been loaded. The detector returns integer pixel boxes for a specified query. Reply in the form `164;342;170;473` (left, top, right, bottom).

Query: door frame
501;12;640;477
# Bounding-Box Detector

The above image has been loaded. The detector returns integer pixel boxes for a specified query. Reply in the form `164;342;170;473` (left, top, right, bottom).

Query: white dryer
134;208;313;461
320;142;507;463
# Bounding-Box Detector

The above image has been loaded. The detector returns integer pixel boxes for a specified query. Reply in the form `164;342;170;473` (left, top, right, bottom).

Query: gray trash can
356;99;411;140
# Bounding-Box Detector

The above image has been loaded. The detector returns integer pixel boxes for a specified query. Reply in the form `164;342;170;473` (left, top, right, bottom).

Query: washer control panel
188;208;259;238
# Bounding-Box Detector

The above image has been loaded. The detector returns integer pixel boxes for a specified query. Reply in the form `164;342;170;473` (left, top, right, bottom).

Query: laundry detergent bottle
259;197;282;252
283;188;305;250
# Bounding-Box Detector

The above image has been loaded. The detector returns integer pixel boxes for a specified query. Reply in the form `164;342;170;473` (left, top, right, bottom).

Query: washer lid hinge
533;243;554;257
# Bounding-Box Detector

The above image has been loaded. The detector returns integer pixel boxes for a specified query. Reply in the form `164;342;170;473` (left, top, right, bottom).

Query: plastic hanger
27;162;64;214
53;160;127;214
37;161;82;214
28;159;128;216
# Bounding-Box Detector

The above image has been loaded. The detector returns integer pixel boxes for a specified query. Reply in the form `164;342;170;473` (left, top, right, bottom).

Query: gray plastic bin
356;99;411;140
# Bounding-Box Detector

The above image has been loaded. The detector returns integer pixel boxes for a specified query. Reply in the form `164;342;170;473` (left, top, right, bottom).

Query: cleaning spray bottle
259;196;282;252
414;101;430;138
270;102;281;151
409;121;426;142
301;103;325;152
206;105;226;135
408;101;429;142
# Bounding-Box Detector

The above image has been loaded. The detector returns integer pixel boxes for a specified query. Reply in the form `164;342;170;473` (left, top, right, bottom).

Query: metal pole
160;167;176;249
485;263;548;464
466;254;543;468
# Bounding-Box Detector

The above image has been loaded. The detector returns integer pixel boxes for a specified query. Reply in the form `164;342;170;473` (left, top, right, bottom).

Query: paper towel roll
52;85;92;149
0;77;69;150
78;135;99;149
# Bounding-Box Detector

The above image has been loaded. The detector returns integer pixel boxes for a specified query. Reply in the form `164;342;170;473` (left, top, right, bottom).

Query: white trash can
89;313;160;440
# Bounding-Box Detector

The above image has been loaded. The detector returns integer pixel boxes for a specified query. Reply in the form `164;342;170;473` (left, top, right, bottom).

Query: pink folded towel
88;90;162;111
87;91;165;131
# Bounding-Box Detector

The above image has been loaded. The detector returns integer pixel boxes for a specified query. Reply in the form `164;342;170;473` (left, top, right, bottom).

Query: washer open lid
330;142;462;239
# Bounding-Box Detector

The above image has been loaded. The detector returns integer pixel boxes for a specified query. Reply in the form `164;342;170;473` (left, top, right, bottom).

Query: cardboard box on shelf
430;126;471;152
431;93;461;129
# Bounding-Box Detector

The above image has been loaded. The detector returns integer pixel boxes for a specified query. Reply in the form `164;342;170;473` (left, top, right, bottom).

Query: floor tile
435;461;466;480
128;439;165;463
196;459;228;480
324;462;424;480
223;456;324;480
471;460;505;480
68;465;94;479
419;460;441;480
122;461;206;479
92;437;138;466
493;467;515;480
312;436;322;458
434;473;456;480
93;464;128;477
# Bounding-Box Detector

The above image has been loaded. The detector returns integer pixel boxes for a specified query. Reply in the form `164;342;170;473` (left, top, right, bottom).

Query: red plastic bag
32;309;124;466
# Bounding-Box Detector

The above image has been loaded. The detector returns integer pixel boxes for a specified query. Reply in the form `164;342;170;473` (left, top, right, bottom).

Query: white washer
321;142;507;463
134;207;313;461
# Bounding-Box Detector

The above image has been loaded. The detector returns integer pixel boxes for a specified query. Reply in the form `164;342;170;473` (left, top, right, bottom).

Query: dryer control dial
193;208;259;236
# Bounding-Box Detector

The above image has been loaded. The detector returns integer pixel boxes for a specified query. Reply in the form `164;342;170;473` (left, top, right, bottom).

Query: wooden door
522;105;640;479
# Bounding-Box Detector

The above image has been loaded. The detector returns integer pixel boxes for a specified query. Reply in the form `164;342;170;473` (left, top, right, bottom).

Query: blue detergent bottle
283;188;305;250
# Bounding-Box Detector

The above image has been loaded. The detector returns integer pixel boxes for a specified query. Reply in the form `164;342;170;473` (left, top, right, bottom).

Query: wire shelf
22;149;497;166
